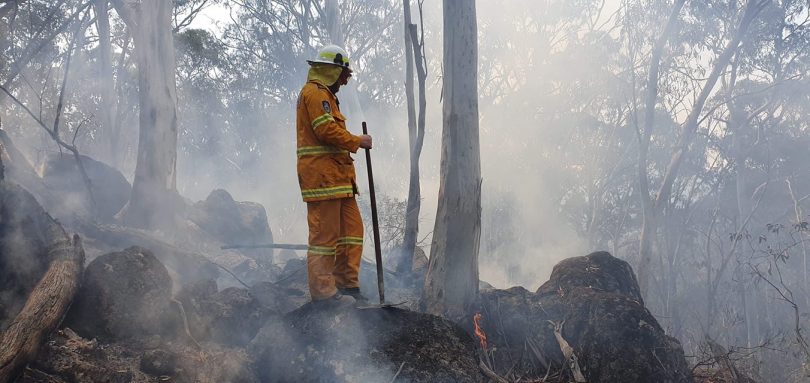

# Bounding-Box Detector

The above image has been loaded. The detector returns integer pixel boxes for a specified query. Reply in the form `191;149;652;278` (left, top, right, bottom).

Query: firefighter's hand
359;134;373;149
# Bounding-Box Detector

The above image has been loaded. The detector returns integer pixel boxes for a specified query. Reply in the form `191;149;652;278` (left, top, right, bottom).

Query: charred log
0;181;85;383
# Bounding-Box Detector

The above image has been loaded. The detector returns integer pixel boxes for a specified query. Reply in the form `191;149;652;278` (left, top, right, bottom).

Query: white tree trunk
94;0;118;166
113;0;178;230
322;0;364;122
635;0;685;298
398;0;427;274
422;0;480;318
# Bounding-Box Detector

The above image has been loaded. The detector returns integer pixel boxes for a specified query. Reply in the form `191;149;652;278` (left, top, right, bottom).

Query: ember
473;313;487;350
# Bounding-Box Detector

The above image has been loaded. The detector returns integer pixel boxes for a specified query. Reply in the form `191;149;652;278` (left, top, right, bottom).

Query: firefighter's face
337;68;352;86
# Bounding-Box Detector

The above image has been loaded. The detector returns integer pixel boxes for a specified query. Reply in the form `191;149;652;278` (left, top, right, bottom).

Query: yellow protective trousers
306;197;364;300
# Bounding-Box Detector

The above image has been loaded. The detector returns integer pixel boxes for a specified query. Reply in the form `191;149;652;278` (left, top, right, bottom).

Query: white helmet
307;44;352;72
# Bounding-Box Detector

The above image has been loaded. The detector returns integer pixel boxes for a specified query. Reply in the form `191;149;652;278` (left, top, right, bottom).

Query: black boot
338;287;369;304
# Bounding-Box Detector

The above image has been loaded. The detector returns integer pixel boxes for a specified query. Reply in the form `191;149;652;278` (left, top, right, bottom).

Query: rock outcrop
40;154;131;222
174;279;277;346
476;251;692;383
188;189;273;250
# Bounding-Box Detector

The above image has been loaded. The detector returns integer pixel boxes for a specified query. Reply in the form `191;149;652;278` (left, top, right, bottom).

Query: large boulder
188;189;273;250
476;251;691;383
0;181;66;327
64;246;172;340
249;305;481;383
40;154;131;222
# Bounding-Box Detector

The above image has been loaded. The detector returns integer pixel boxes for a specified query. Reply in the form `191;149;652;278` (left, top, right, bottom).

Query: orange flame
473;313;488;350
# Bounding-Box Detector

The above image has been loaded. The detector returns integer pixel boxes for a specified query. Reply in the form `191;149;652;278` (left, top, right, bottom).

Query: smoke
167;1;629;293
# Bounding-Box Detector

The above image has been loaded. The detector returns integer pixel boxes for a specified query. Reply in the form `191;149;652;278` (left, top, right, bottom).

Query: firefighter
296;45;372;307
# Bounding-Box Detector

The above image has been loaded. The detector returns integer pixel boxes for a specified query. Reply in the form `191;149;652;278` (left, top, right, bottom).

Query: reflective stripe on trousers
301;185;354;200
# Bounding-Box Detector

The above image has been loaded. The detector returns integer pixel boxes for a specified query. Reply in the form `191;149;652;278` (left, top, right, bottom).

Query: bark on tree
635;0;685;298
422;0;480;318
322;0;364;122
398;0;427;274
0;134;4;181
324;0;343;46
111;0;179;230
94;0;119;167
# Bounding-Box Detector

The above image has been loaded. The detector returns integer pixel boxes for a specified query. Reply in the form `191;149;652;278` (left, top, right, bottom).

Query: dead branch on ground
548;320;586;382
170;298;202;350
479;360;510;383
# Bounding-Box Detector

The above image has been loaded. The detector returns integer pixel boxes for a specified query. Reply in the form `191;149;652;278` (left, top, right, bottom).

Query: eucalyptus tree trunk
726;59;756;348
112;0;178;230
323;0;364;121
94;0;118;166
399;0;418;273
398;0;427;274
324;0;343;45
636;0;686;298
422;0;480;319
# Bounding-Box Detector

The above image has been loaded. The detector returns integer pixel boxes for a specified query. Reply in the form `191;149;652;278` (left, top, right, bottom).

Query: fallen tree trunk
0;234;85;383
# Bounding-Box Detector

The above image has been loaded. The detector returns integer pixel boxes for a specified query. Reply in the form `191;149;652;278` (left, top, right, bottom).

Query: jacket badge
322;101;332;113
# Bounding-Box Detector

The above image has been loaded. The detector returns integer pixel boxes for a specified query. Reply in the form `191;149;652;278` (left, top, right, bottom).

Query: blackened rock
249;305;480;383
477;252;691;383
231;257;282;286
188;189;273;255
272;258;311;307
0;181;66;327
558;287;689;382
536;250;644;304
207;287;270;345
65;246;172;340
249;281;300;314
41;154;130;222
175;281;273;346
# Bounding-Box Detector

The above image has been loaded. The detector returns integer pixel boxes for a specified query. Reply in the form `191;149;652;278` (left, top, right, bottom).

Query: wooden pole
363;121;385;304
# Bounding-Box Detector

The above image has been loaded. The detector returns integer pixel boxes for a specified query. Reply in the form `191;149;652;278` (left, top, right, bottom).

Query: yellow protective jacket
296;80;361;202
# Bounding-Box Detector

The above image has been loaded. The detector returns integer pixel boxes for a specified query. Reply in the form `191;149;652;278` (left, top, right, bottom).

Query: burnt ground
1;169;711;383
250;304;480;383
18;328;256;383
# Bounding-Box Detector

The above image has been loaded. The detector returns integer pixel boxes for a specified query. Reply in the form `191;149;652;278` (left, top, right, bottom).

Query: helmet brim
307;60;353;73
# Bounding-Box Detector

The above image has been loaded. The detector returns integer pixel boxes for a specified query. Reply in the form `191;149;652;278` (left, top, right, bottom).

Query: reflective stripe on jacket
296;80;362;202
